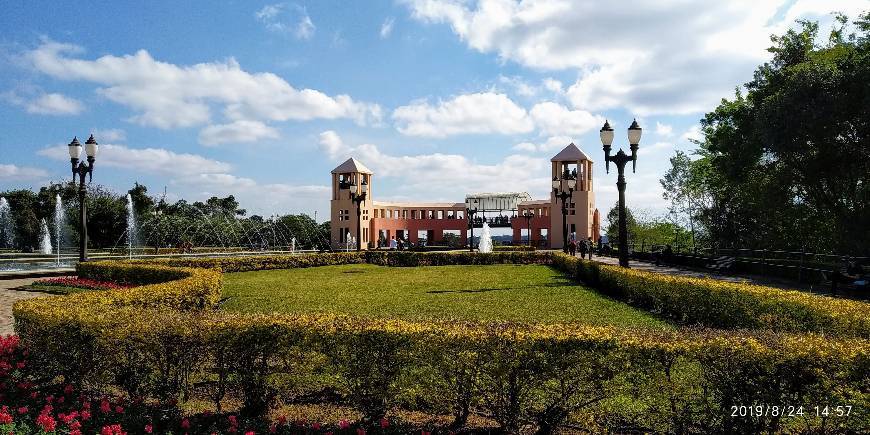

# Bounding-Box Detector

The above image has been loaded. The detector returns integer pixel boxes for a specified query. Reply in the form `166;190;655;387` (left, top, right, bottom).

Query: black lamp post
349;177;367;252
600;119;642;268
552;174;576;253
522;210;534;247
68;135;98;262
466;199;479;252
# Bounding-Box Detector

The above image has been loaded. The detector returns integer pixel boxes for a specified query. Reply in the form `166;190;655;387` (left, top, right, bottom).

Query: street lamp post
467;200;479;252
552;174;576;253
349;177;367;252
522;210;534;248
600;119;642;268
68;135;98;262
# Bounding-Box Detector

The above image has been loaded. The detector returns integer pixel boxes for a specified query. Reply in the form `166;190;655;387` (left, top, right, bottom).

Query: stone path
0;279;54;336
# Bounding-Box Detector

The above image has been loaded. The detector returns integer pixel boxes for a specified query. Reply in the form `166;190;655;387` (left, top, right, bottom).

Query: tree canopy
661;12;869;254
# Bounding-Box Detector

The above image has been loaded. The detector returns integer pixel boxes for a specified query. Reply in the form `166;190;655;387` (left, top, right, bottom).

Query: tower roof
550;143;593;162
331;157;373;174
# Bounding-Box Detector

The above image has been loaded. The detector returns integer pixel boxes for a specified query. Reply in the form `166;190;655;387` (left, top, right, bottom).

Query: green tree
127;182;155;217
660;151;712;247
605;202;637;245
689;12;870;254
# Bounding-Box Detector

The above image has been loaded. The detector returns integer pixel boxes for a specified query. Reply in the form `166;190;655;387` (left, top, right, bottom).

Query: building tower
549;143;598;249
330;158;373;250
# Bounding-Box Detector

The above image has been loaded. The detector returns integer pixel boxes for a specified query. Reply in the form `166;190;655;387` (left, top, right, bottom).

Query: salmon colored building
330;143;600;250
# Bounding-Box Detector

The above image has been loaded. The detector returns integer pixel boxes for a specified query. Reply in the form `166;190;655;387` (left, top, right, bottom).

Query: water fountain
39;219;52;255
291;237;296;253
54;195;64;265
478;222;493;253
0;197;13;249
126;194;138;259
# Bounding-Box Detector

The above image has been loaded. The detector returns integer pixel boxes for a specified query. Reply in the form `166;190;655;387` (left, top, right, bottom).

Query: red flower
245;431;255;435
339;419;350;429
0;409;12;424
356;428;366;435
80;410;91;421
181;418;190;429
380;418;389;429
100;424;125;435
115;405;124;414
228;415;238;427
100;399;111;413
70;430;81;435
36;413;56;432
16;406;27;415
64;384;74;396
145;424;153;433
70;420;82;430
312;422;321;430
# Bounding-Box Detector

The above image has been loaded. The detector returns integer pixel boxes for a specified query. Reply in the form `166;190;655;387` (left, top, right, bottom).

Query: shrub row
552;253;870;338
12;252;870;433
492;245;536;252
13;305;870;433
141;251;551;272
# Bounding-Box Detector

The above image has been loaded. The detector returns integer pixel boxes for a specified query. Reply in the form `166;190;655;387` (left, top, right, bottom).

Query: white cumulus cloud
405;0;859;115
529;102;603;136
37;143;232;175
24;40;381;130
392;92;534;137
25;93;83;115
198;120;280;146
0;164;49;180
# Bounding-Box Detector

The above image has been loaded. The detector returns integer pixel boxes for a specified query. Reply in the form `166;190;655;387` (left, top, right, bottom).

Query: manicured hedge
11;252;870;433
552;253;870;338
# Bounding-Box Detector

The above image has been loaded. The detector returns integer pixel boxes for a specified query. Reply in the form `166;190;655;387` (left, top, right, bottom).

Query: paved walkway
0;279;54;336
590;255;808;292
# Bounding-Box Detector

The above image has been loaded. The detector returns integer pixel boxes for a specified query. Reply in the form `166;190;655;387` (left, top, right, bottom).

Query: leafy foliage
662;13;870;254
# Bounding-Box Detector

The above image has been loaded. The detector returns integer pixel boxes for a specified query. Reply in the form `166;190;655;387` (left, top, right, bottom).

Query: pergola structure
465;192;532;228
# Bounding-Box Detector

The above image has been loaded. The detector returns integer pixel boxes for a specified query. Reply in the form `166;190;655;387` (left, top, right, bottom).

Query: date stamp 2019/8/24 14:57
731;405;853;418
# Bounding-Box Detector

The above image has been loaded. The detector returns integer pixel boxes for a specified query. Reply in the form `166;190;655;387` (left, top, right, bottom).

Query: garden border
11;252;870;433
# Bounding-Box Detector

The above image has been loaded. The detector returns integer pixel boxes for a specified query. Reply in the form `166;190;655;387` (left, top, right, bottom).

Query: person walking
389;236;398;250
578;237;588;259
585;237;594;259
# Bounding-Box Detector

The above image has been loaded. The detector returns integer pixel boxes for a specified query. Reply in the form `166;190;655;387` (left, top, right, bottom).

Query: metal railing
600;241;867;285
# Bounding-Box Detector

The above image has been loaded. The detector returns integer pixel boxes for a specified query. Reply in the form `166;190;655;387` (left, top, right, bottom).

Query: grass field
222;264;667;327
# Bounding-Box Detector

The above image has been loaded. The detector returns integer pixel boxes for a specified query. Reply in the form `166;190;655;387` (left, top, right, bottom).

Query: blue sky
0;0;863;221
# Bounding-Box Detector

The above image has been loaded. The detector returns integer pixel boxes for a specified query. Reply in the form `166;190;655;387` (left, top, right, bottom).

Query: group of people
567;231;594;259
377;236;407;250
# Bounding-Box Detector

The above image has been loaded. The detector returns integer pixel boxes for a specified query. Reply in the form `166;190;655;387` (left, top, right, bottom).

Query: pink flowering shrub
0;335;423;434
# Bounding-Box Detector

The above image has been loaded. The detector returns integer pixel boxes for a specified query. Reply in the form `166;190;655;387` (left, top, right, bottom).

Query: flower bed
11;252;870;433
0;335;422;434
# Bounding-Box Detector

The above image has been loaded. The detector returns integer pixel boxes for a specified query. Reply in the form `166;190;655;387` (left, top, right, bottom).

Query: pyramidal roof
331;157;373;174
550;143;593;162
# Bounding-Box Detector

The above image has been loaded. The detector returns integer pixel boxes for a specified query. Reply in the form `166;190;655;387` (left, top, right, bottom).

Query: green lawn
222;264;667;327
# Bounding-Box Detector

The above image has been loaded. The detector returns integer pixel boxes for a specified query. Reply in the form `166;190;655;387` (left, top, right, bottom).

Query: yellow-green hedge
552;253;870;338
11;252;870;433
